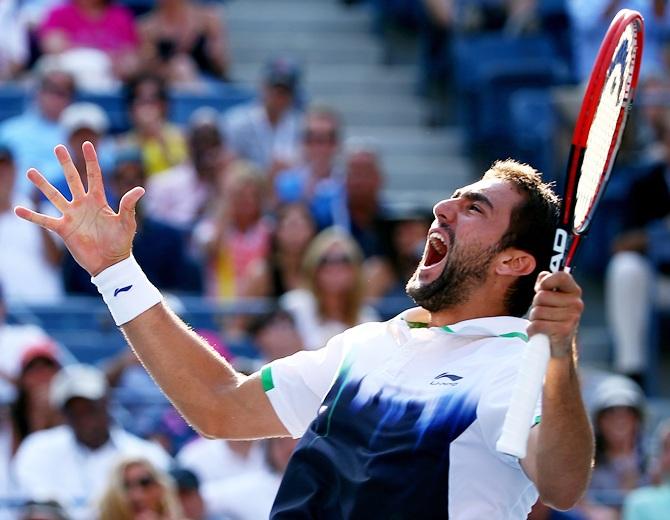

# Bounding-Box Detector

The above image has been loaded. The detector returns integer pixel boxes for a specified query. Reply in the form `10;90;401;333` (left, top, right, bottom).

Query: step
230;45;382;66
346;126;464;154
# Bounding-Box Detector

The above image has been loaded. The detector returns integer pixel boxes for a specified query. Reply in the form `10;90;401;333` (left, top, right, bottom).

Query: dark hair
484;159;560;317
125;73;169;107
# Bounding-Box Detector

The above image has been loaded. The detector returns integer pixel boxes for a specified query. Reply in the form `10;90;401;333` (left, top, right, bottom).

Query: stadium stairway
223;0;474;209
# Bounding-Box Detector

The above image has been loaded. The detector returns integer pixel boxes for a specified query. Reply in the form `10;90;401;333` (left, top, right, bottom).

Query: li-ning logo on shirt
113;285;133;297
430;372;463;386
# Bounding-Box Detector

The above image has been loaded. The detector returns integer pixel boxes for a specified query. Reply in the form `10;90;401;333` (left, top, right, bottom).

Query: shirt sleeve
261;334;347;438
476;355;542;469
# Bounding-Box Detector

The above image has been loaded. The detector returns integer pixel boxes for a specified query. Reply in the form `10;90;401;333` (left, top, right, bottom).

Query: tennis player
16;143;594;518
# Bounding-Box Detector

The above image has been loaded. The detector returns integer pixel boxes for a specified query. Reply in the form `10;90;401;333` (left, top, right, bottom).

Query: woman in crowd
243;202;317;299
98;456;185;520
280;228;379;350
139;0;230;87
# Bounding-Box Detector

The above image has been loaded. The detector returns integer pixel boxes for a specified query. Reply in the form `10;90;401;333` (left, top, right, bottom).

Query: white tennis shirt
262;309;541;519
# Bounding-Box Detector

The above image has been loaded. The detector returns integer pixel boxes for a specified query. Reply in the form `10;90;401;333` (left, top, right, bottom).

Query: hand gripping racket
496;9;644;458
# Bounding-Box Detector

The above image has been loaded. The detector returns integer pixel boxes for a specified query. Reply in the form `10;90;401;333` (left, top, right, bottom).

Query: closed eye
468;203;483;213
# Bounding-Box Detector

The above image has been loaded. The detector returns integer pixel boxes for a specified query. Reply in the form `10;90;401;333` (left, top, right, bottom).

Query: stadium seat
0;84;28;123
168;85;254;126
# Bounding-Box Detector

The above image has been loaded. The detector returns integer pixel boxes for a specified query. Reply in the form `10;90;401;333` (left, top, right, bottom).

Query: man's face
63;397;110;450
37;73;74;122
345;151;381;204
303;116;339;167
263;84;294;116
0;158;15;201
406;178;523;312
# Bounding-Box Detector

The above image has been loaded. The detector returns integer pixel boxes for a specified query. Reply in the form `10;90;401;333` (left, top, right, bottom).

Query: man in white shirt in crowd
12;364;170;520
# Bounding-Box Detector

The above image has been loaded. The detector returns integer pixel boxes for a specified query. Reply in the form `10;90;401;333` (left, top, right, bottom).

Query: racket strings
574;24;639;230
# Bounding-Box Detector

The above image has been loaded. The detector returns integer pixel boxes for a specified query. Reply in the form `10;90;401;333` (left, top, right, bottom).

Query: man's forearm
533;355;594;509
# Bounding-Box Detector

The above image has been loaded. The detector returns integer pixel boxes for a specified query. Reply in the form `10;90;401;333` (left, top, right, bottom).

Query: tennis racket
496;9;644;459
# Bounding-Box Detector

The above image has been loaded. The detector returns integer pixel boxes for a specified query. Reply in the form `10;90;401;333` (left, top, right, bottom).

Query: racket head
559;9;644;269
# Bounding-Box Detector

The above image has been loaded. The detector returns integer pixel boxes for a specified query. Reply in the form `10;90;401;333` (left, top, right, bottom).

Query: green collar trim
405;320;528;342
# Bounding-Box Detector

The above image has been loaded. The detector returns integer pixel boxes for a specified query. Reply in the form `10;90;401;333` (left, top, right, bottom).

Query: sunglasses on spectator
303;130;338;145
318;253;353;267
123;475;157;491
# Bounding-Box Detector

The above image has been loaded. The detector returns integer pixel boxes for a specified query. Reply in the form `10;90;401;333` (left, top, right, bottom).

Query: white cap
50;364;108;409
60;102;109;135
592;375;645;416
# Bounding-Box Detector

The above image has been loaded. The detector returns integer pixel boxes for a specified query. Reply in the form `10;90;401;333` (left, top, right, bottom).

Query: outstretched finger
118;186;145;227
82;141;106;199
26;168;69;213
14;206;62;233
54;145;85;200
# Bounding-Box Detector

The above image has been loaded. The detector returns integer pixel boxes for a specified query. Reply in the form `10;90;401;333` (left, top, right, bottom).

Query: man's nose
433;199;457;225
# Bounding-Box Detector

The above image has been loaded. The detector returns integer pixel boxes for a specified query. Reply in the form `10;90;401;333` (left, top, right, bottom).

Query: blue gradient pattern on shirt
271;358;479;519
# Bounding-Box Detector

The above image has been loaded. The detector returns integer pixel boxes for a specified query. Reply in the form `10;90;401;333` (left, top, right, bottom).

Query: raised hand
14;142;145;276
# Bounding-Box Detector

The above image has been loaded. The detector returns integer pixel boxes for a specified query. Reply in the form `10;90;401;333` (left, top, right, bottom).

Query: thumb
118;186;145;227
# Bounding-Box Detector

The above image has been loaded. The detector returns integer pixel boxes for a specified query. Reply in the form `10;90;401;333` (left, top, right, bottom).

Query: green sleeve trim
499;331;529;342
260;365;275;392
533;415;542;426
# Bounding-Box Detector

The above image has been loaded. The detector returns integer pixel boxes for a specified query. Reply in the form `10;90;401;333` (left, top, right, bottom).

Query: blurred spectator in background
145;109;229;229
605;115;670;384
38;0;140;85
13;364;170;520
0;145;64;304
243;203;317;299
0;0;30;81
169;468;211;520
202;437;298;520
194;160;271;299
9;341;63;453
247;309;303;362
53;101;113;198
280;228;379;350
567;0;670;82
274;105;344;228
176;435;266;488
365;205;431;308
623;419;670;519
223;56;302;174
0;284;54;406
98;456;185;520
0;66;74;195
333;140;390;260
120;74;188;177
63;149;203;295
139;0;230;88
583;375;648;517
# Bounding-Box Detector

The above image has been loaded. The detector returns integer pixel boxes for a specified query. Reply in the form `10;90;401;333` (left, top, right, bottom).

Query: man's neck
426;286;510;328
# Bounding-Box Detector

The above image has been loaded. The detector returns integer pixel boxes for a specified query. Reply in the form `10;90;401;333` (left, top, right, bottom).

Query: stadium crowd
0;0;668;519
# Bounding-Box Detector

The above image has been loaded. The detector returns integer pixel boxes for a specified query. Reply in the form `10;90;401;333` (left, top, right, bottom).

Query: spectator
0;284;53;405
139;0;230;87
280;228;379;350
223;56;302;173
9;341;63;452
176;435;266;487
243;202;317;299
19;499;70;520
13;364;170;520
98;456;184;520
169;468;211;520
623;419;670;519
0;0;29;80
202;437;298;520
38;0;140;83
145;110;229;229
120;74;188;177
584;375;648;515
194;160;272;299
605;123;670;384
247;308;303;362
0;145;64;304
333;139;390;260
62;149;203;295
274;105;345;228
0;66;74;196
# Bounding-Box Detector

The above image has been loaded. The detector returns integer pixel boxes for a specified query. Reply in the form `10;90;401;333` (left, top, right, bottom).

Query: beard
405;236;501;313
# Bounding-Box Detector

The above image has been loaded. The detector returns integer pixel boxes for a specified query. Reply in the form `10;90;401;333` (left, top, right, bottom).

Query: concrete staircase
223;0;474;209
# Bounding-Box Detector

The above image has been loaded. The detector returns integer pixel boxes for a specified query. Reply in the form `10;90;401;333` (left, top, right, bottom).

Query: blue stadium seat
0;84;28;123
168;85;254;126
77;91;130;134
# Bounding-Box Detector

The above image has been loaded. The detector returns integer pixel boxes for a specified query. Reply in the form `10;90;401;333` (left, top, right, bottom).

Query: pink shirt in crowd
39;2;139;54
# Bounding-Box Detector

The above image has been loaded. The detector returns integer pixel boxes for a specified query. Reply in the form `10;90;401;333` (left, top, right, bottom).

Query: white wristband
91;256;163;326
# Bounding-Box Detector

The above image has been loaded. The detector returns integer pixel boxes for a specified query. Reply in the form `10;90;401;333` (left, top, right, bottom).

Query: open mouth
424;231;449;267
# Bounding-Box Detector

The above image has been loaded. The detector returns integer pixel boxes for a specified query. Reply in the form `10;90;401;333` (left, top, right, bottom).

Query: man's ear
494;249;536;277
